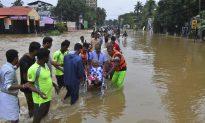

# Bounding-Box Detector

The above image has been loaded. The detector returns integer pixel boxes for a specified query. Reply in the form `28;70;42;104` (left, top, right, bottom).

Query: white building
28;1;53;12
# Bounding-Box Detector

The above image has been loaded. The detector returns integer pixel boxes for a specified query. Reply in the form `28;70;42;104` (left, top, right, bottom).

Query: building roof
0;7;33;16
27;1;53;6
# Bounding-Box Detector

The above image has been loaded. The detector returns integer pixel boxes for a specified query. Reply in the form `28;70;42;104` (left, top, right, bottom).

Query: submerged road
1;30;205;123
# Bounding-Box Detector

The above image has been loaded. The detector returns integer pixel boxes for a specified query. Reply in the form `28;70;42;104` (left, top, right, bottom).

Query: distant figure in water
122;31;128;46
122;31;128;38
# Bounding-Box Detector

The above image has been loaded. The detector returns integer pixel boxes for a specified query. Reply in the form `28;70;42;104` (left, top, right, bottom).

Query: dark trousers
24;92;34;117
56;75;64;89
65;84;79;105
33;101;50;123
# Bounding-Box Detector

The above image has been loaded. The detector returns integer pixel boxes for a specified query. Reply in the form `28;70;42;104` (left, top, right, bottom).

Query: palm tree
0;0;3;8
96;7;107;26
145;0;156;17
12;0;24;6
134;1;143;30
134;1;143;15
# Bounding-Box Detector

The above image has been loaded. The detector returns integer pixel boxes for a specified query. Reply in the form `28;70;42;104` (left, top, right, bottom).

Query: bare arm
104;60;119;77
51;60;64;72
8;84;24;90
103;60;109;73
23;73;27;82
51;60;62;67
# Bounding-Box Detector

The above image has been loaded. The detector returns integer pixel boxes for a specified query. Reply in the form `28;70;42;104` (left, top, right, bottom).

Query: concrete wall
28;9;40;21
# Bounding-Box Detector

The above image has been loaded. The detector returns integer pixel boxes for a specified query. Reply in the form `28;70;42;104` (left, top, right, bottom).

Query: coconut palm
0;0;3;8
12;0;24;6
134;1;143;14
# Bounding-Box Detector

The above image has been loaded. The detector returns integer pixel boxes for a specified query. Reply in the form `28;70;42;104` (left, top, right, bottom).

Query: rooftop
0;7;33;16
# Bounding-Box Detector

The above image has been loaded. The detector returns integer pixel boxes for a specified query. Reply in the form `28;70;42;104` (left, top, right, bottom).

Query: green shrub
48;30;61;36
55;22;66;33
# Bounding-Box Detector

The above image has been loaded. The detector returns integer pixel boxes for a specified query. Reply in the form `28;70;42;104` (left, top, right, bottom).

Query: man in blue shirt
64;43;84;105
0;49;45;123
0;49;22;122
89;43;107;69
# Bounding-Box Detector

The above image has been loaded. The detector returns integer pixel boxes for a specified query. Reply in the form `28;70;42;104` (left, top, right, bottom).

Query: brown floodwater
1;30;205;123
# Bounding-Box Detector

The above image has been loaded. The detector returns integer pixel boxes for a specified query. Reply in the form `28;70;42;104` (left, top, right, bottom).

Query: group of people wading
0;29;127;123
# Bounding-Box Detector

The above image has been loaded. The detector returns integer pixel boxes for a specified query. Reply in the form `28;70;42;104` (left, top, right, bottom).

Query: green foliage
48;30;61;36
84;7;106;28
96;7;106;26
54;0;86;22
154;0;200;35
105;19;119;26
134;1;143;14
55;22;66;33
119;0;156;30
119;12;136;29
84;7;97;28
0;1;3;8
134;1;143;30
130;0;204;34
53;0;106;28
140;0;156;29
12;0;24;6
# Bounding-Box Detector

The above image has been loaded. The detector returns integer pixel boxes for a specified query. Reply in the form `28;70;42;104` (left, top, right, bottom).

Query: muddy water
1;30;205;123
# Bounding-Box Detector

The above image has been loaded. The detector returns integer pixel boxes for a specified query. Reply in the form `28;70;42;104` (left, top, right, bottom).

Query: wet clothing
113;42;121;52
66;85;79;105
112;71;126;88
111;51;127;71
64;53;84;105
19;54;35;117
110;51;127;88
53;50;67;88
33;101;50;123
56;75;64;89
0;92;19;121
24;92;34;117
28;63;52;104
89;66;103;82
19;54;36;93
0;62;19;121
53;49;67;76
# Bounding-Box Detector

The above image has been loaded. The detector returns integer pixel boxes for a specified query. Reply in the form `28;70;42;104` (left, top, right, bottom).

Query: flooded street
1;30;205;123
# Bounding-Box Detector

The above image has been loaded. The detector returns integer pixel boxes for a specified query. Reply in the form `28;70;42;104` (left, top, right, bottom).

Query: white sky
1;0;159;19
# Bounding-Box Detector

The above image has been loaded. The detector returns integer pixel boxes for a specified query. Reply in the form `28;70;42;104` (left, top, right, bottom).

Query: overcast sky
1;0;159;19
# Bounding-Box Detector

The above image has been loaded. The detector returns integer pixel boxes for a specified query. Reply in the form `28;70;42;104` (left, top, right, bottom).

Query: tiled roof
0;7;33;16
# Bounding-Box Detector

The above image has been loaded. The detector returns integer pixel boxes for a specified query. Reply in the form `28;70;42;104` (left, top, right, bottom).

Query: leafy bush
48;30;61;36
55;22;66;33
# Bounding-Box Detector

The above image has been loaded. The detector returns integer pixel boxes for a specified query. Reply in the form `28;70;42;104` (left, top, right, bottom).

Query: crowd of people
0;29;128;123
